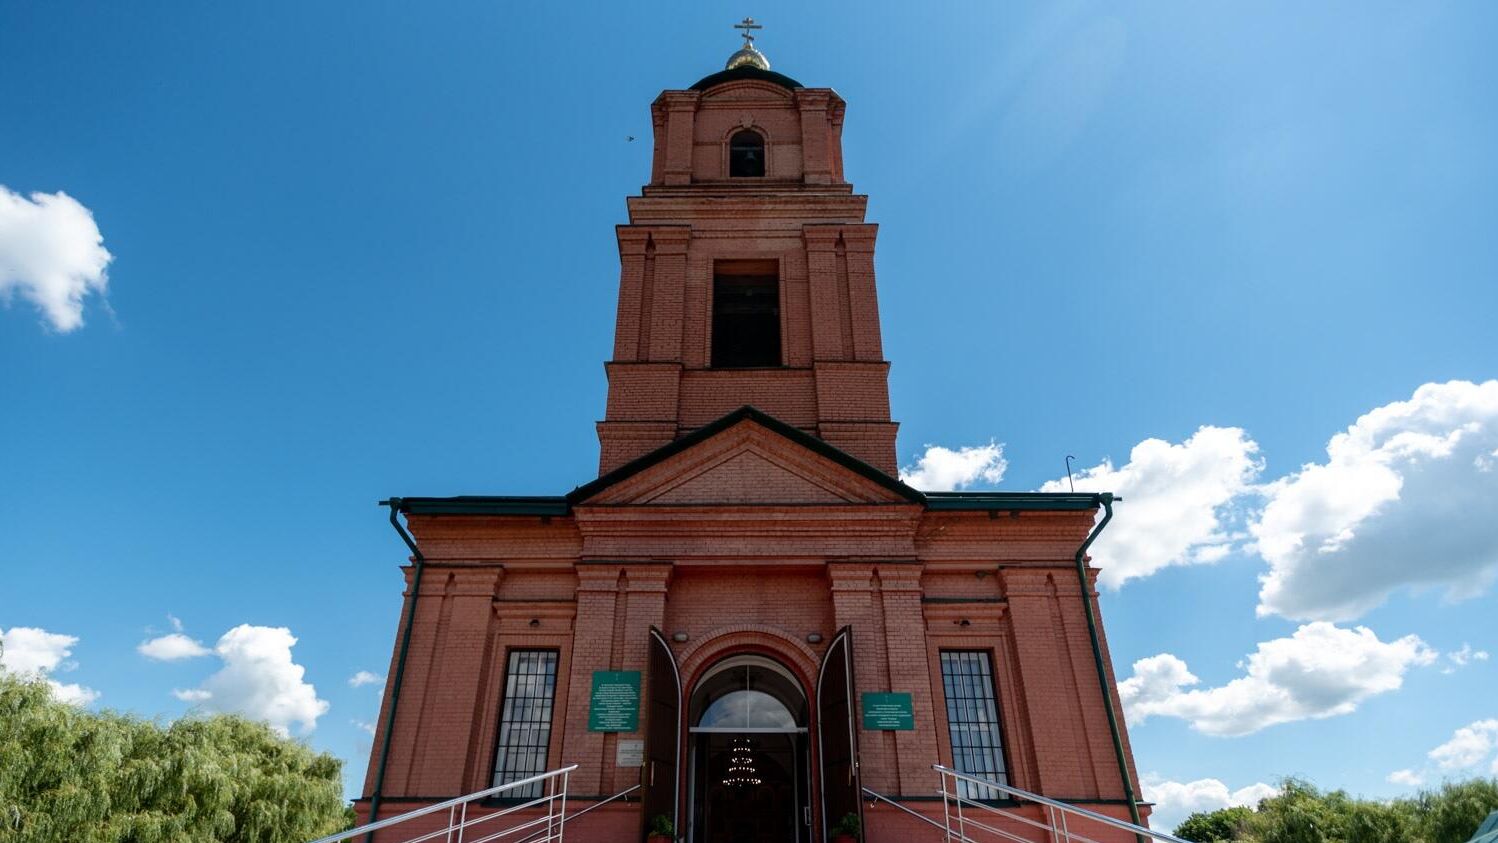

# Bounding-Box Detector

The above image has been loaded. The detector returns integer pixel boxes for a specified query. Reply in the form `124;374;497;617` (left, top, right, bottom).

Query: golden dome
725;43;770;71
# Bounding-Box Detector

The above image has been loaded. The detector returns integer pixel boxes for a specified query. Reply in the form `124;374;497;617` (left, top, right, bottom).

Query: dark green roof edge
388;496;569;516
689;66;804;91
566;405;924;504
924;492;1112;512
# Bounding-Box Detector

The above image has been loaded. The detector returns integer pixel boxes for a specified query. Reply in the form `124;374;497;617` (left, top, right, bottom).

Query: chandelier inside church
720;736;762;787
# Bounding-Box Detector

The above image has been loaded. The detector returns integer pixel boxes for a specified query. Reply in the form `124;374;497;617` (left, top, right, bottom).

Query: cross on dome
725;16;771;71
733;17;762;46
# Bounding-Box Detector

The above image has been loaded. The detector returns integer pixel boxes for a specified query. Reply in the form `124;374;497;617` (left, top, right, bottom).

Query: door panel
817;626;863;840
641;628;682;837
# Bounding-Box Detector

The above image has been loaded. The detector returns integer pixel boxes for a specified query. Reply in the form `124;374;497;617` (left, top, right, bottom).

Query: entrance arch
687;654;811;843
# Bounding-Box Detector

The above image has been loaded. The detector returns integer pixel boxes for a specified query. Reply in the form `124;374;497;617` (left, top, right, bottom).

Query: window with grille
940;650;1008;800
492;650;559;796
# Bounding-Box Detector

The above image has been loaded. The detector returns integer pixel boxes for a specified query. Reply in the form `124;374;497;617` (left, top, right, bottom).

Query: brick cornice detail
575;565;623;591
654;91;701;110
802;223;877;253
794;89;834;110
875;564;924;590
616;225;691;256
826;562;875;590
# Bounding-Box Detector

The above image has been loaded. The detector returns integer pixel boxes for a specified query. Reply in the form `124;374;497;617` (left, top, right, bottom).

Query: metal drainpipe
1073;493;1147;840
364;498;426;841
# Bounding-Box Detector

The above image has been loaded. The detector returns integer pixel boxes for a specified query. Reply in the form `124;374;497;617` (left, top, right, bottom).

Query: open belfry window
492;650;558;797
711;260;781;368
729;130;765;177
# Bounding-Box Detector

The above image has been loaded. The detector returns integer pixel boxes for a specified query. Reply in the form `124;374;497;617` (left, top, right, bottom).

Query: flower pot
832;835;857;843
647;835;672;843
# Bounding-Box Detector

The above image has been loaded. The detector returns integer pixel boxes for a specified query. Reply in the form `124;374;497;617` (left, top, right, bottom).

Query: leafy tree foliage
1173;777;1498;843
1177;805;1254;841
0;671;350;843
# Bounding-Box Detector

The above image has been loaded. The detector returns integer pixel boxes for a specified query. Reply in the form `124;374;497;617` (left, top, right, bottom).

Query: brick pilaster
875;563;940;796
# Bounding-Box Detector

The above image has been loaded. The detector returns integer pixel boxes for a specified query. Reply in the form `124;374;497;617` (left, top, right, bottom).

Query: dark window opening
729;130;765;177
492;650;558;797
712;263;780;368
940;651;1008;800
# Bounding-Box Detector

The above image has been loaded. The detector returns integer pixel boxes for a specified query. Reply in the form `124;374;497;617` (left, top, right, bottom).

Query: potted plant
831;812;861;843
646;813;675;843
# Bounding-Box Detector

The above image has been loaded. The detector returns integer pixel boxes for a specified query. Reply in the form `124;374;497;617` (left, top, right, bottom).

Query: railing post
543;774;555;843
940;772;955;843
558;769;570;842
954;777;968;843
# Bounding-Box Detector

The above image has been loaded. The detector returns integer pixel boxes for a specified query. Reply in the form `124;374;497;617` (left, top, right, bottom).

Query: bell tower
598;23;898;474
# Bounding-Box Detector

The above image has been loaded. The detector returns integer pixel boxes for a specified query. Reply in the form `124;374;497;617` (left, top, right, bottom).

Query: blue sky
2;1;1496;830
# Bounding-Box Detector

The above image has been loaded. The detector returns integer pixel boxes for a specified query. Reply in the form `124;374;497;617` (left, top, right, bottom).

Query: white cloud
1253;380;1498;621
348;670;383;689
353;719;376;736
0;626;76;674
1428;719;1498;771
1141;774;1277;833
0;185;112;332
900;441;1007;491
1387;769;1424;787
1040;426;1262;588
1442;643;1489;674
48;680;101;706
173;625;329;736
138;632;212;661
1120;622;1435;736
0;626;99;705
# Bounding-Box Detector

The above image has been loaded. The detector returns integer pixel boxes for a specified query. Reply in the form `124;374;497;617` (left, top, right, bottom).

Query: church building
357;24;1148;843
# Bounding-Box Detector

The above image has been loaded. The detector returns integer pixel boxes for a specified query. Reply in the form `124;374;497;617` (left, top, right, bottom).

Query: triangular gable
569;406;923;507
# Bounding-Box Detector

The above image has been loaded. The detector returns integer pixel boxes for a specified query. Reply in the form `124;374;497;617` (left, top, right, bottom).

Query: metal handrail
561;784;641;822
515;784;641;843
934;765;1190;843
310;765;578;843
861;786;953;835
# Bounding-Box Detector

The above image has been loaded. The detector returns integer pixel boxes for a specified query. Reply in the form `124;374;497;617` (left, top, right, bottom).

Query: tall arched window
729;130;765;177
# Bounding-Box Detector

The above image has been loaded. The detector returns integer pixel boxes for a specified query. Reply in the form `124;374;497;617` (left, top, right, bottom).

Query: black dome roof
690;65;804;92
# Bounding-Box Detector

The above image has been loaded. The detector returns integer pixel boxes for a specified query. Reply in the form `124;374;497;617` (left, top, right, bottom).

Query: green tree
1177;805;1254;841
1413;780;1498;843
1166;775;1498;843
0;671;349;843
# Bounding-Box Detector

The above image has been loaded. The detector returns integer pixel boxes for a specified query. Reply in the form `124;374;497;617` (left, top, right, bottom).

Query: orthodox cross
733;17;762;46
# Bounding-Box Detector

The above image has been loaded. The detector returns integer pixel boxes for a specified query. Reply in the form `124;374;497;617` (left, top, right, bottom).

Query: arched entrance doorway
687;654;811;843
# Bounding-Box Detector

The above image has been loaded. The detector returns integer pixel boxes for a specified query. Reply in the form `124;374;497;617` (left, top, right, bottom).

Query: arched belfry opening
729;129;766;177
687;654;810;843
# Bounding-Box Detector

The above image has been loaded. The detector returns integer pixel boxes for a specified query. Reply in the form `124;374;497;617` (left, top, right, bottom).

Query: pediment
699;80;795;103
575;413;916;507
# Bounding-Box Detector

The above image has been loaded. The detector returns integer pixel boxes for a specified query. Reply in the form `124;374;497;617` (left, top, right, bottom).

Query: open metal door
640;627;682;839
817;626;863;841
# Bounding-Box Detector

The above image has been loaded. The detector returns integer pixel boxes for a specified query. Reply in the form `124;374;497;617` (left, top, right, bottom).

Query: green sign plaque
861;692;915;731
588;670;641;732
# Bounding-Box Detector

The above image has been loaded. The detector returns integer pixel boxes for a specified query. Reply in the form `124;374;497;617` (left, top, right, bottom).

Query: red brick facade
358;58;1147;843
